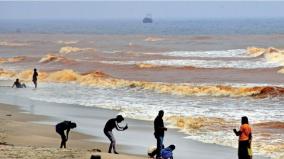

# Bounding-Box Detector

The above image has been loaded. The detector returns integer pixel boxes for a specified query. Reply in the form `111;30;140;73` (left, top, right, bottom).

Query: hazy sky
1;1;284;20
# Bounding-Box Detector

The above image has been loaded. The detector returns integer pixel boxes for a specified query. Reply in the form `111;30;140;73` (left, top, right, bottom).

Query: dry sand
0;103;146;159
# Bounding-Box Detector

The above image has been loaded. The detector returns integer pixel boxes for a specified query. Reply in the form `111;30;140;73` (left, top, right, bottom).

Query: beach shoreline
0;102;146;159
0;94;270;159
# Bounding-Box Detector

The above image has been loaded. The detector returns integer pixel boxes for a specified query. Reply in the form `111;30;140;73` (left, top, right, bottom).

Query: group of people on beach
11;68;38;88
55;111;176;159
11;69;252;159
55;111;252;159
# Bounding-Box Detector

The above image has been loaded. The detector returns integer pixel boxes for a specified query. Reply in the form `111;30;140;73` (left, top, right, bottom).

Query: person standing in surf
104;115;128;154
32;68;38;88
233;116;253;159
154;110;167;159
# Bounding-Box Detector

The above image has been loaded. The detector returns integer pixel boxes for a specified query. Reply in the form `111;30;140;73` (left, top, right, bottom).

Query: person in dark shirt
104;115;128;154
12;78;26;88
55;121;77;148
154;110;167;158
32;68;38;88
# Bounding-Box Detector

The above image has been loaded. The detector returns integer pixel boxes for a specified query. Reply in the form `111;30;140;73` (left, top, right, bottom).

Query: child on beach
233;116;252;159
104;115;128;154
12;78;26;88
55;121;77;148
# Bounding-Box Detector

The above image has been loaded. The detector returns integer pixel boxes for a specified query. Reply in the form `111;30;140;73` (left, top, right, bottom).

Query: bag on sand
248;147;253;157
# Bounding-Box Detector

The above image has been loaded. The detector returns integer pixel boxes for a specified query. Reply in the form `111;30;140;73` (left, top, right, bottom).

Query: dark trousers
56;128;66;148
238;140;251;159
155;134;164;158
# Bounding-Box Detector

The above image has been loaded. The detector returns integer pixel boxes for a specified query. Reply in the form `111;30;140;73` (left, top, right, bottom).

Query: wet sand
0;95;269;159
0;103;146;159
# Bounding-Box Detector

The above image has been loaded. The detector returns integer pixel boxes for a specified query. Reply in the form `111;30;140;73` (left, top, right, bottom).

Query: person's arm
233;129;242;136
160;121;167;131
12;83;15;88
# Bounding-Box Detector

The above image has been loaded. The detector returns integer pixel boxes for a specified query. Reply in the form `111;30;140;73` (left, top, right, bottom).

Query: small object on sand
6;114;12;116
88;148;101;152
90;155;101;159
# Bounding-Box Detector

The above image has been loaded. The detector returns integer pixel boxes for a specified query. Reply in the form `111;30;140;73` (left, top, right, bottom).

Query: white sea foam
146;49;247;58
100;58;280;69
0;82;283;158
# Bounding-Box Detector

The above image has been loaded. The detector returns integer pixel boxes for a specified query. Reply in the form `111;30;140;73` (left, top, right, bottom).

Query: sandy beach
1;12;283;159
0;102;146;159
0;92;270;159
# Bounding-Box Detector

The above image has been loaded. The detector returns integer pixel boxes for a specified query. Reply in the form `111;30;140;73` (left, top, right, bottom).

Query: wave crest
0;56;25;63
59;46;95;54
1;68;284;98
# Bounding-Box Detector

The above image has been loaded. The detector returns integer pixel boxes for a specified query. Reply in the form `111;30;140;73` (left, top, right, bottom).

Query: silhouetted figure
233;116;253;159
104;115;128;154
55;121;77;148
148;144;175;159
12;78;26;88
154;110;167;158
32;68;38;88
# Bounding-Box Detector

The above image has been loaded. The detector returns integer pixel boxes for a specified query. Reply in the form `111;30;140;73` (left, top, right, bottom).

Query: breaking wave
147;49;247;58
59;46;95;54
38;54;74;64
144;37;164;42
0;41;29;47
100;58;280;69
0;56;25;64
166;116;284;159
247;47;284;74
57;40;78;45
1;68;284;98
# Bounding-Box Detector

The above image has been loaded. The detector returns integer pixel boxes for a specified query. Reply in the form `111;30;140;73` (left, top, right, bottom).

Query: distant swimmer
32;68;38;88
233;116;253;159
154;110;167;158
103;115;128;154
12;78;26;88
55;121;77;148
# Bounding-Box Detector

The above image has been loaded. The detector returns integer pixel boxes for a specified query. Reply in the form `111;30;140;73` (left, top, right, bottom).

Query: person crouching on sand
104;115;128;154
233;116;253;159
12;78;26;88
55;121;77;148
148;144;176;159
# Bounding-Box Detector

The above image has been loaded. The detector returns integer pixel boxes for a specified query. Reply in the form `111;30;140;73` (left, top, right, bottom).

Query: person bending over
104;115;128;154
233;116;253;159
148;144;175;159
161;145;175;159
55;121;77;148
12;78;26;88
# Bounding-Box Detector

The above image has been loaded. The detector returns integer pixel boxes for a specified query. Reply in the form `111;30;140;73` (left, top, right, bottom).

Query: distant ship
143;14;153;23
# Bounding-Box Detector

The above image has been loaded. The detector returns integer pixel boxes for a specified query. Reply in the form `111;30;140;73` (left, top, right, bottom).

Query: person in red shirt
233;116;252;159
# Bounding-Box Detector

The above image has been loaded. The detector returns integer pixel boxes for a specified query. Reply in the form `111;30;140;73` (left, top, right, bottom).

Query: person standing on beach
104;115;128;154
154;110;167;159
32;68;38;88
55;121;77;148
233;116;253;159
